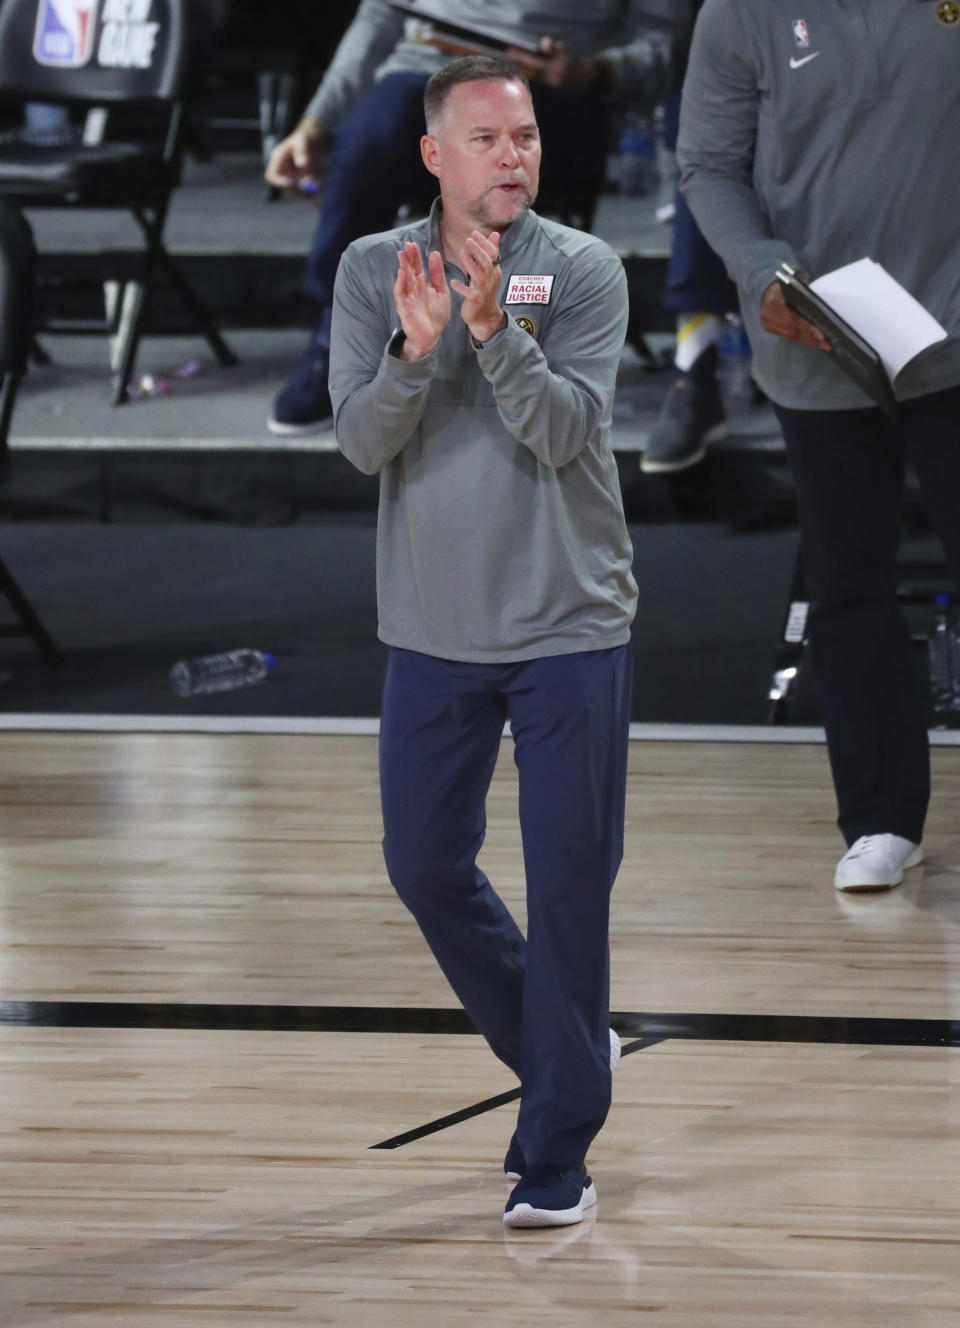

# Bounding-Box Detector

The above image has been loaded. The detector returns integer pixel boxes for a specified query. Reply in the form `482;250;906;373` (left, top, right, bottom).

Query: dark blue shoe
268;328;333;436
503;1164;596;1228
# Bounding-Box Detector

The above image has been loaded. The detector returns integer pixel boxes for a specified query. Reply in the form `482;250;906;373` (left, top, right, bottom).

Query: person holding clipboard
263;0;688;436
677;0;960;891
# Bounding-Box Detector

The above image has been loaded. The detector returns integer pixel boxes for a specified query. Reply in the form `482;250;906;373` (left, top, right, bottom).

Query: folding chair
0;0;237;405
0;196;62;664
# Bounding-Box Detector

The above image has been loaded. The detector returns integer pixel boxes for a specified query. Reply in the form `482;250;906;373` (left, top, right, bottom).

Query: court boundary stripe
5;1003;958;1150
3;1002;959;1047
369;1037;660;1149
0;1002;476;1033
0;717;832;740
0;715;955;743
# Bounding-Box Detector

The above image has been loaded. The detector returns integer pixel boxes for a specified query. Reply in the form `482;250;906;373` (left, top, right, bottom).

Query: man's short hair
423;56;530;133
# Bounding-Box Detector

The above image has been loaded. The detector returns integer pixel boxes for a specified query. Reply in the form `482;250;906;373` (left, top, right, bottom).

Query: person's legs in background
642;92;739;475
902;384;960;587
775;403;931;889
268;72;430;435
529;84;608;231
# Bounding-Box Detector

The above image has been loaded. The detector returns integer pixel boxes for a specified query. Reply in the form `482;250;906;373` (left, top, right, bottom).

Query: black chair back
0;200;34;375
0;0;195;104
0;0;237;405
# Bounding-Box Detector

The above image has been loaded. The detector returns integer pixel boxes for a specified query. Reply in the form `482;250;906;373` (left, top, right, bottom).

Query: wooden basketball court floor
2;730;960;1326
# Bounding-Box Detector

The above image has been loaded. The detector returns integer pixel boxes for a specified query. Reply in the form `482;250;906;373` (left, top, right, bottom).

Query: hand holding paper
810;258;947;381
775;258;948;416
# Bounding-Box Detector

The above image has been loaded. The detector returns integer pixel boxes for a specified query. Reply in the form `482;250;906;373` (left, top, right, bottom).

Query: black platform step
35;251;672;333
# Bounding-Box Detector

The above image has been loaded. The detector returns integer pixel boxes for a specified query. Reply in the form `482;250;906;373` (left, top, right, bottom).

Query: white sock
674;313;722;373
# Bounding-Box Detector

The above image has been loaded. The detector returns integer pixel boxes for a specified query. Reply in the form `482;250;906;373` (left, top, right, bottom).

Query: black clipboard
775;263;899;418
388;1;543;56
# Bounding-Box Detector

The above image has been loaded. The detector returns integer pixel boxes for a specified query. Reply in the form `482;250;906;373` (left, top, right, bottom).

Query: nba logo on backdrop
792;18;810;46
34;0;99;67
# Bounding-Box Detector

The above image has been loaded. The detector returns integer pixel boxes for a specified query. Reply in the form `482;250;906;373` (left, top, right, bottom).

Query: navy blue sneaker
504;1164;597;1228
268;330;333;436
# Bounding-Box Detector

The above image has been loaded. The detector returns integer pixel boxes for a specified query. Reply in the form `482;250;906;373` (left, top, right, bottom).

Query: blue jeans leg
303;72;431;307
506;645;632;1169
664;187;737;315
380;648;527;1075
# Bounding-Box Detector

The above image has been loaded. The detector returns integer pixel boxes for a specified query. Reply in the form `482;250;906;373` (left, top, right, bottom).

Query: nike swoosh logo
789;52;821;68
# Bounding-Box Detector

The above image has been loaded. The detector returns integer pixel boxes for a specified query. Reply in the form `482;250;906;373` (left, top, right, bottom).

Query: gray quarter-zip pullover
677;0;960;409
330;202;638;662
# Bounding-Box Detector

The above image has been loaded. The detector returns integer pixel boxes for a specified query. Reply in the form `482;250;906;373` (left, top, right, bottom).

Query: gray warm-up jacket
306;0;687;128
329;202;638;662
677;0;960;410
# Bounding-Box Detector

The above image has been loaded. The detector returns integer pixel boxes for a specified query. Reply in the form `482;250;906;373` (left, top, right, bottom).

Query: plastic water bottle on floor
718;314;753;400
928;595;956;724
652;103;676;213
170;649;276;698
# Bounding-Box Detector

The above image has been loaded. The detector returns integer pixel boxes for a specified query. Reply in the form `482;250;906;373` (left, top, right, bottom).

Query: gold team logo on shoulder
937;1;959;24
514;315;537;337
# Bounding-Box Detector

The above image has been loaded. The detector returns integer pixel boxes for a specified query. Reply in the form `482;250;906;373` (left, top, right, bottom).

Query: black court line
370;1037;659;1150
368;1014;960;1150
0;1002;476;1033
6;1002;959;1151
617;1011;960;1048
3;1003;960;1048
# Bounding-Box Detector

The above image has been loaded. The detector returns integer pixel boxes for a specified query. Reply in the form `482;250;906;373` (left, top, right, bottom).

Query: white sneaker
608;1027;621;1070
834;834;923;892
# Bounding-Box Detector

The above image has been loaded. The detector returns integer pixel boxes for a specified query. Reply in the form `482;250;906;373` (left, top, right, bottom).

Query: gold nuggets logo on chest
937;1;959;24
505;274;555;305
514;315;537;337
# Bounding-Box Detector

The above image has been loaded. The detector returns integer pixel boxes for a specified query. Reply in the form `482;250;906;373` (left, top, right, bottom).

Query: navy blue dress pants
775;383;960;845
303;72;608;308
380;644;632;1169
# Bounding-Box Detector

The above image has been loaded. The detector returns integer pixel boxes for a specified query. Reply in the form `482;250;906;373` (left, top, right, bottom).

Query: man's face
422;79;541;233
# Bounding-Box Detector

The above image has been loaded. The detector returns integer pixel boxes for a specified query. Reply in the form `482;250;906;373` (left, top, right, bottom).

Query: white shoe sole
640;420;729;474
266;413;333;437
503;1181;597;1228
834;844;924;892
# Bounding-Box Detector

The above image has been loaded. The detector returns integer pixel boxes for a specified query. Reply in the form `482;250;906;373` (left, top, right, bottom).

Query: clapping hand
393;242;450;360
450;230;507;344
